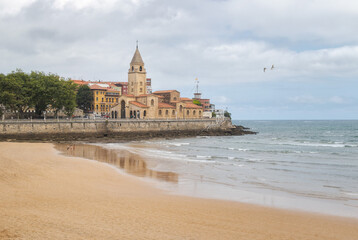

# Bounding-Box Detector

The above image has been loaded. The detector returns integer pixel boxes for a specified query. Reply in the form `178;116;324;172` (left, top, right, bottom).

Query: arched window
140;66;142;71
165;110;168;115
140;88;142;92
151;99;154;106
180;105;183;112
199;111;201;115
187;110;189;115
172;110;175;115
143;110;146;117
193;110;196;115
132;66;134;71
159;110;162;115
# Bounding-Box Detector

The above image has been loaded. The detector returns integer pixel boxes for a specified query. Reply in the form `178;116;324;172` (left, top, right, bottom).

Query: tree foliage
193;99;202;106
76;85;93;112
0;70;77;118
224;110;231;119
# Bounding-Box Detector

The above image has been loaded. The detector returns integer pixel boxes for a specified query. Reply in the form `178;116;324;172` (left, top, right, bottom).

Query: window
106;98;108;102
172;110;175;115
140;82;142;86
173;97;177;101
131;82;133;86
96;97;98;101
199;111;201;115
102;98;104;102
151;99;154;106
193;110;196;115
140;66;142;71
159;110;162;115
96;91;98;95
140;88;142;92
116;98;118;103
132;66;134;71
165;110;168;115
180;105;183;112
144;110;146;117
131;88;134;92
187;110;189;115
96;105;98;110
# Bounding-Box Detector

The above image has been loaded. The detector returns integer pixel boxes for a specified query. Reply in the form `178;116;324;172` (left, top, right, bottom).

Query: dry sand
0;142;357;240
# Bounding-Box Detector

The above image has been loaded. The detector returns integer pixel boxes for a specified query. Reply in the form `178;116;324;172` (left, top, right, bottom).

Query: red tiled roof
106;88;120;93
123;94;135;97
158;103;175;109
185;103;203;109
89;84;108;90
129;101;149;108
157;95;164;98
72;80;89;85
180;97;192;101
153;90;179;94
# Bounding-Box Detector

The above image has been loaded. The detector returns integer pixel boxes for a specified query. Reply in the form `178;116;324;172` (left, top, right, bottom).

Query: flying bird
271;64;275;70
263;67;267;72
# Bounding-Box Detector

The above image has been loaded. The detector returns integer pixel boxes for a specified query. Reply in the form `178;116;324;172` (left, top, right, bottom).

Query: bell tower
128;43;147;96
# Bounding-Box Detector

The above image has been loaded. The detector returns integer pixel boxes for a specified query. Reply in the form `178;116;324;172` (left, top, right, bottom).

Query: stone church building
110;46;203;119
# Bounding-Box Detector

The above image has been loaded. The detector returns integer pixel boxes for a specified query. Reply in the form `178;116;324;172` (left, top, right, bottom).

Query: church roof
153;90;178;94
130;47;144;65
129;101;149;108
185;103;203;109
180;97;192;102
158;103;175;109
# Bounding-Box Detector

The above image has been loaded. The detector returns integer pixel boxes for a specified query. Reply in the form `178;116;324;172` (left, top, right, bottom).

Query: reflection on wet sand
55;144;178;183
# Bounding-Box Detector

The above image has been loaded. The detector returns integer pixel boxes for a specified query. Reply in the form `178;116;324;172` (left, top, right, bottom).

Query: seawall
0;118;248;141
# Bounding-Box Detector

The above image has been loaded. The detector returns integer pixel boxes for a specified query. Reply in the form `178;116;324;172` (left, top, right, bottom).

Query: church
110;46;203;119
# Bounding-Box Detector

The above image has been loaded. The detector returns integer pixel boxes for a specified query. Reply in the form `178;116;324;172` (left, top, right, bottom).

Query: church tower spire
128;44;147;96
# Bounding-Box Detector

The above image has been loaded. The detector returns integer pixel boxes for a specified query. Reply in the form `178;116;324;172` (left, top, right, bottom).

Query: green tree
51;79;77;117
30;71;56;116
1;70;34;118
76;85;93;112
224;110;231;119
193;99;202;106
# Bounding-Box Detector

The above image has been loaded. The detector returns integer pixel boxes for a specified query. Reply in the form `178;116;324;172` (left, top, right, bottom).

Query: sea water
98;120;358;218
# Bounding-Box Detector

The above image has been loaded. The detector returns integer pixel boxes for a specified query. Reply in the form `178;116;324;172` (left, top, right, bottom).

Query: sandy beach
0;142;357;239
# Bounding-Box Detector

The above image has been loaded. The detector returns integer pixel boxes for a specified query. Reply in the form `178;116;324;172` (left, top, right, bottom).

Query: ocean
94;120;358;218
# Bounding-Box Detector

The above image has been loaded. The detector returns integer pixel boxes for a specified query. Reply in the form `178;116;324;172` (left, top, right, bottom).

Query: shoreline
57;142;358;219
1;142;357;239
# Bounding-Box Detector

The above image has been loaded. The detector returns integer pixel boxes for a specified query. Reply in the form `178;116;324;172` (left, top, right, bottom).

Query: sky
0;0;357;120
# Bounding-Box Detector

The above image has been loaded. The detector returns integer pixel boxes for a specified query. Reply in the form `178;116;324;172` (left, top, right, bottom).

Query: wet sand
0;142;357;239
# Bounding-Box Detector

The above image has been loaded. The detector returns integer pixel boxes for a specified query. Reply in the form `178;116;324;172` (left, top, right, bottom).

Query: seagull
271;64;275;70
263;67;267;72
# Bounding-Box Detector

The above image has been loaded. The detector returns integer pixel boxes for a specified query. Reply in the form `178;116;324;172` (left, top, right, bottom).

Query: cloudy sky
1;0;358;119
